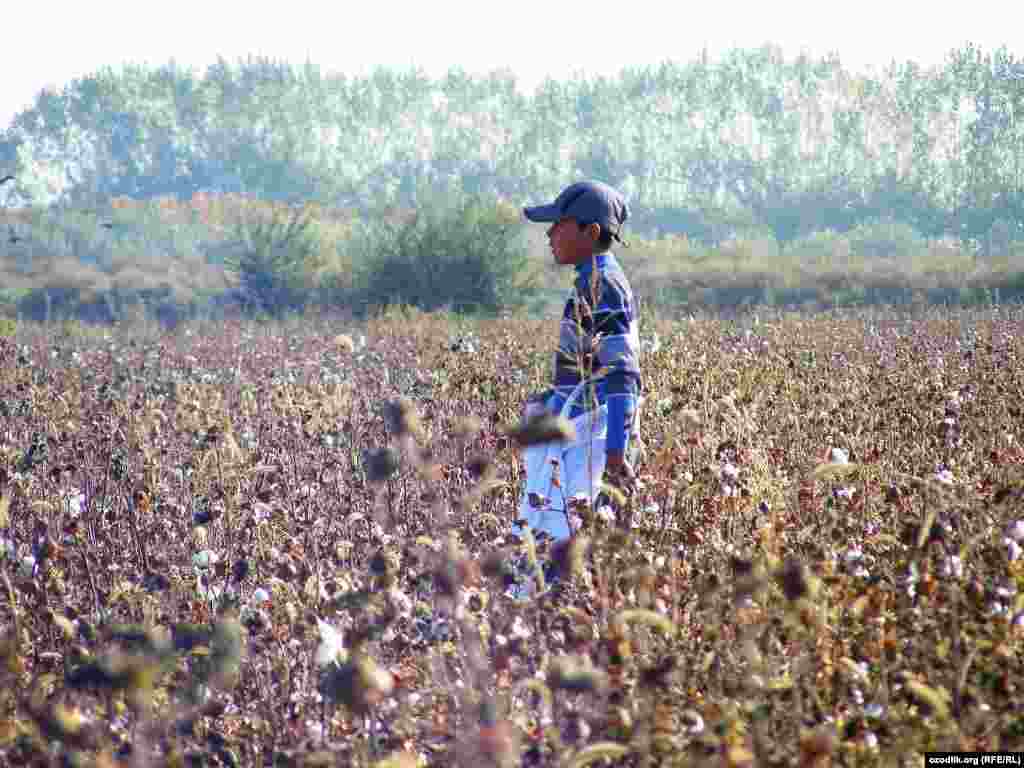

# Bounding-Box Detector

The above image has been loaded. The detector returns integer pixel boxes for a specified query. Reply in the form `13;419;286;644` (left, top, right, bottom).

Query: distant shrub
16;283;193;327
17;286;88;323
6;247;223;327
778;219;929;270
0;286;30;317
222;205;324;316
349;191;537;315
784;230;850;265
847;217;927;260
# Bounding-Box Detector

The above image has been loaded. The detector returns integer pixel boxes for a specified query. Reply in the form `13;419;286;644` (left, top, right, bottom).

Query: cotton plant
196;579;225;605
986;585;1018;619
192;550;219;569
843;547;871;579
823;448;858;502
240;587;272;626
563;493;594;534
834;486;856;502
626;506;649;530
64;489;87;517
940;412;962;450
717;461;740;497
940;555;964;580
453;587;489;623
386;586;414;620
641;333;662;355
192;549;234;607
413;601;453;643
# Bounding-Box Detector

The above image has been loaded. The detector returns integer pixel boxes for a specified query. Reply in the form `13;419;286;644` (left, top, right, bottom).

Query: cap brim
523;203;560;223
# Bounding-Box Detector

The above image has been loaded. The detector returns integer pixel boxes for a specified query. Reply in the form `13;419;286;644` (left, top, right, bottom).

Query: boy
522;179;643;511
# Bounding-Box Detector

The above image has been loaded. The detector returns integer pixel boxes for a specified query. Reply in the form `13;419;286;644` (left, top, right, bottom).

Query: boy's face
546;217;600;266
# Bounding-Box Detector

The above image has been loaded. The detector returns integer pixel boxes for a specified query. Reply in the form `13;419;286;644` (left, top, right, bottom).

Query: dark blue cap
523;180;630;240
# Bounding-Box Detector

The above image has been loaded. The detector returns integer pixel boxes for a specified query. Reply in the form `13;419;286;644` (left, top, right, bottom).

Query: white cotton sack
519;400;609;542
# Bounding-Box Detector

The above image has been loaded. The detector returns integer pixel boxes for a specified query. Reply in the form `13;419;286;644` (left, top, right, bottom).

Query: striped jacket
549;252;642;454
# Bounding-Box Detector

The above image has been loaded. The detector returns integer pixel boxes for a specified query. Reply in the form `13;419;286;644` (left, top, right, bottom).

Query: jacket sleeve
579;273;641;454
606;392;636;454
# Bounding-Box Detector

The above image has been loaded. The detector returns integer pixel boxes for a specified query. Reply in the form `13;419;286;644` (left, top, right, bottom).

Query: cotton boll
196;580;223;603
844;548;864;564
829;447;849;464
940;556;964;580
681;710;705;736
192;550;217;568
864;703;885;719
510;616;532;640
19;555;36;579
1007;538;1023;562
315;619;346;667
387;588;413;618
305;720;325;741
1007;521;1024;542
66;491;86;517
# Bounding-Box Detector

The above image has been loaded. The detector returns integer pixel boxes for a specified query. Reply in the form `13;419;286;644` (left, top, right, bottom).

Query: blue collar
575;252;615;279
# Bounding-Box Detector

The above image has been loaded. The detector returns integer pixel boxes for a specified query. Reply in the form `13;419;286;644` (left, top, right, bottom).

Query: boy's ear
584;222;601;242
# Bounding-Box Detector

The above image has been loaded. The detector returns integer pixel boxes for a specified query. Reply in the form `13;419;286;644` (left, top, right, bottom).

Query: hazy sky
2;0;1020;130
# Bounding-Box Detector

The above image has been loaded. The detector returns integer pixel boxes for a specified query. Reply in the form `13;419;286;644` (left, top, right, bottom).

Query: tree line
1;43;1021;254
